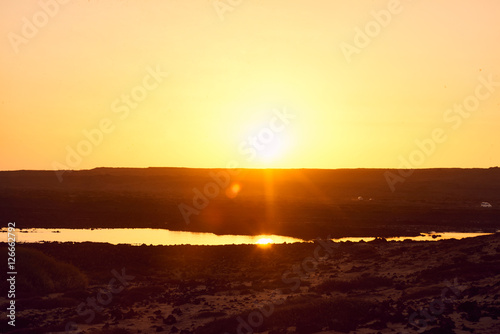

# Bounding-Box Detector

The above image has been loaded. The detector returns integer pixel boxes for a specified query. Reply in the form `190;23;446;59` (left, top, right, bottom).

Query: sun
237;108;295;167
256;237;274;245
254;130;293;164
257;140;285;162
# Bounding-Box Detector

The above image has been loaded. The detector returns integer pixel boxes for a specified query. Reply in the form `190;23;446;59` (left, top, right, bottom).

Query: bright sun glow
256;238;274;245
257;139;286;162
255;129;293;165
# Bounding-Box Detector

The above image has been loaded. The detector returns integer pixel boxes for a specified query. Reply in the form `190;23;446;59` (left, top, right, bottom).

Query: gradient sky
1;0;499;171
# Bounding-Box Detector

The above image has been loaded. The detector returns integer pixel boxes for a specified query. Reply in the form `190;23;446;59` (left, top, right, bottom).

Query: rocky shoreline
1;233;499;333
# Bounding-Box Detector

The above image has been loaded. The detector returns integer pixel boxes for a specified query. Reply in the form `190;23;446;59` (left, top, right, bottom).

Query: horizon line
1;166;499;173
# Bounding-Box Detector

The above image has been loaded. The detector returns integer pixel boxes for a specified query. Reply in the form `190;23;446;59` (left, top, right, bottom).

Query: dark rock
172;308;183;316
368;320;386;330
458;301;481;322
327;318;355;333
372;237;388;243
421;327;453;334
163;314;177;325
109;309;124;320
124;309;138;319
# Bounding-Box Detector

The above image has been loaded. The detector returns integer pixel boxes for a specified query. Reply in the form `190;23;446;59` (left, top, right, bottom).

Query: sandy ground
1;232;499;333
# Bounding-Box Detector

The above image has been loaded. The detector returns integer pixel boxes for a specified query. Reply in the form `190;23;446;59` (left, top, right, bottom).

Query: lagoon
1;228;493;246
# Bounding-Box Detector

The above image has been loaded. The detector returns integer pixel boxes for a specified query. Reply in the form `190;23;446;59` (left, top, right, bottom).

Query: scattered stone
163;314;177;325
172;308;183;316
458;301;482;322
124;309;138;319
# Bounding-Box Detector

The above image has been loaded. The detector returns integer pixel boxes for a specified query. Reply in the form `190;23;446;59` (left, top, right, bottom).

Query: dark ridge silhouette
1;167;499;239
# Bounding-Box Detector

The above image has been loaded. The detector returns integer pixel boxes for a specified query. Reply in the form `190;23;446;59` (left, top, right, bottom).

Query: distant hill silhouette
1;167;499;239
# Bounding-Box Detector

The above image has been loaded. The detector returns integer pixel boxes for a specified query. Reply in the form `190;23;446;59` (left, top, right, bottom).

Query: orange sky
1;0;499;171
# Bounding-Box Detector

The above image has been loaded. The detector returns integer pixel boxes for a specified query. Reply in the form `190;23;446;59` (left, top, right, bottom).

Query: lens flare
226;182;241;199
255;237;274;245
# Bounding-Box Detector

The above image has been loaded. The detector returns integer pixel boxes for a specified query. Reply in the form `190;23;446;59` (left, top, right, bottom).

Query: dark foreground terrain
1;233;499;333
1;167;499;239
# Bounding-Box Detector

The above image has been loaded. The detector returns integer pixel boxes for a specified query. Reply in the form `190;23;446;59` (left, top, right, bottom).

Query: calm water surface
0;228;493;245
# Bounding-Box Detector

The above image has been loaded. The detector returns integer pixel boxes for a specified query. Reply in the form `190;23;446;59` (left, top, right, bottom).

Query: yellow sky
1;0;499;171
